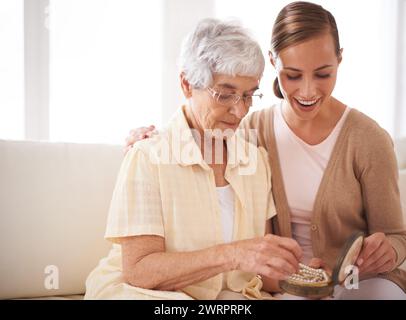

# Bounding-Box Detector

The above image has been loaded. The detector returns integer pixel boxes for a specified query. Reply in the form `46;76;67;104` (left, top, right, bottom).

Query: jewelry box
279;232;364;299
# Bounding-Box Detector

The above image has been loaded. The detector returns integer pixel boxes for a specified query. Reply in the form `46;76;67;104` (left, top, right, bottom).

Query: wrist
217;242;238;272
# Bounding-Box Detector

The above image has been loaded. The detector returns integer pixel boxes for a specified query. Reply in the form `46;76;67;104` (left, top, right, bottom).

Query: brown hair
270;1;341;99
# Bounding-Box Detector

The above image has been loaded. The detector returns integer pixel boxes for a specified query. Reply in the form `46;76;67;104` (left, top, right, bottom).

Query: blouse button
311;225;317;231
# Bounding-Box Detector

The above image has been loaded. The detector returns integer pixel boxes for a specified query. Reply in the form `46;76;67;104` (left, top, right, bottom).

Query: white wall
161;0;214;123
395;0;406;137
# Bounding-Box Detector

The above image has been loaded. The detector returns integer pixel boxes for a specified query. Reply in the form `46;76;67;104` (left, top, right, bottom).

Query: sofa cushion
0;140;123;299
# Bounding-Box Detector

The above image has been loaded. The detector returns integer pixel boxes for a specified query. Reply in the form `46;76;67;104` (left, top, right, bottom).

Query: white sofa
0;138;405;300
0;140;122;299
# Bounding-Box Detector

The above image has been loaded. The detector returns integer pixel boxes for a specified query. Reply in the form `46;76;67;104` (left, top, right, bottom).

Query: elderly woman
84;18;302;300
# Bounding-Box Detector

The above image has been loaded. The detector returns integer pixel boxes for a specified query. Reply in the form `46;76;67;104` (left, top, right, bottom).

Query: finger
308;258;324;269
308;258;333;276
145;130;158;138
268;245;300;273
376;259;396;274
280;239;303;262
139;127;156;139
129;127;153;137
266;235;302;262
374;255;394;274
259;266;289;281
359;243;386;270
266;256;297;276
146;126;157;137
357;236;384;266
361;250;396;273
138;129;151;137
143;125;156;134
361;254;393;275
126;132;145;145
133;132;150;142
129;128;146;136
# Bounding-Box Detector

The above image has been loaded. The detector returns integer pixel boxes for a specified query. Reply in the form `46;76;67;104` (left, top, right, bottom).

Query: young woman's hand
123;125;157;154
356;232;397;277
308;257;332;276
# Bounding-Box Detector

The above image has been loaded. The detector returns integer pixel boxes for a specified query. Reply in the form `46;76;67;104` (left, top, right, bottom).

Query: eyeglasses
207;87;263;107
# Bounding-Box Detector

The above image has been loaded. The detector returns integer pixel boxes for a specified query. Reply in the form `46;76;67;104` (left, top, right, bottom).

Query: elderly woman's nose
230;101;247;119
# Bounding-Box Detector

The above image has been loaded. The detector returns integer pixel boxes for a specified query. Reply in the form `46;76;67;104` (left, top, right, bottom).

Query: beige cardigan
242;106;406;292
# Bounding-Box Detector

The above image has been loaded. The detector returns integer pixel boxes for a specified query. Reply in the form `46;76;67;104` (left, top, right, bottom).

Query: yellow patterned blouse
85;106;276;300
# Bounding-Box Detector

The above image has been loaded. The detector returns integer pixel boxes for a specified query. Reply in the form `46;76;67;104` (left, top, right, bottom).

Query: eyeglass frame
206;87;263;107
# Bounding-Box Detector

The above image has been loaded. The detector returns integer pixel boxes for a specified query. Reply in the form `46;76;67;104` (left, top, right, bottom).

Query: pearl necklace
287;263;330;285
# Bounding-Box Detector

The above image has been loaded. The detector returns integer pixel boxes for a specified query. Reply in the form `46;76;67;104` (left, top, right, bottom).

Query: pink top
274;103;350;264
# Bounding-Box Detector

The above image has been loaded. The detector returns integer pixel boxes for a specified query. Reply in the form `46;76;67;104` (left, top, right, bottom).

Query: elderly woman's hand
230;234;302;280
356;232;397;277
123;125;157;155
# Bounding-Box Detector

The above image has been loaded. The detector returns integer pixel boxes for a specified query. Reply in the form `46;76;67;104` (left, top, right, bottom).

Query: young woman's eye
286;74;301;80
316;74;331;79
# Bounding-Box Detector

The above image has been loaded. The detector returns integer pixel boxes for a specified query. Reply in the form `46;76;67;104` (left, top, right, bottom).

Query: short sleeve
105;145;164;243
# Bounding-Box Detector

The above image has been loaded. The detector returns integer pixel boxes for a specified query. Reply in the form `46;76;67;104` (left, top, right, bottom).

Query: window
0;0;24;140
49;0;163;144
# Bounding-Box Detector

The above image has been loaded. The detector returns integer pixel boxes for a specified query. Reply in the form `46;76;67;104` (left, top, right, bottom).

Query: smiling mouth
294;98;320;108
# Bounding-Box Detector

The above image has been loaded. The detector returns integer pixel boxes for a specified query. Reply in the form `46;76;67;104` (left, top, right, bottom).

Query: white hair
179;18;265;89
